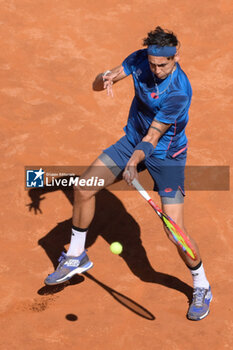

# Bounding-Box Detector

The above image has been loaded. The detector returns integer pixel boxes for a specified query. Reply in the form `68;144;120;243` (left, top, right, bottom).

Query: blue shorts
102;135;186;198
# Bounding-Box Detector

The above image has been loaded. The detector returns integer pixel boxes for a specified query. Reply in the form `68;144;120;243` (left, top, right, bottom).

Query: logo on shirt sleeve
133;69;142;78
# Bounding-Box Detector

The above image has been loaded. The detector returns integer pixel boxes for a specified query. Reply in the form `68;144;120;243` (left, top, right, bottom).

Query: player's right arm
92;65;127;96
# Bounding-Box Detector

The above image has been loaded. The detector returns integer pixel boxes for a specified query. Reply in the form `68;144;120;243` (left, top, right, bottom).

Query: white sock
189;261;210;290
66;226;87;257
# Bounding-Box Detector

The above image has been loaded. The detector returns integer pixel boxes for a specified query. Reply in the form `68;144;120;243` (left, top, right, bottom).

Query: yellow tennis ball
110;242;123;255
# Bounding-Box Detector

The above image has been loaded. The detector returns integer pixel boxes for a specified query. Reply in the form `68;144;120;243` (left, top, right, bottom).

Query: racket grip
132;178;151;201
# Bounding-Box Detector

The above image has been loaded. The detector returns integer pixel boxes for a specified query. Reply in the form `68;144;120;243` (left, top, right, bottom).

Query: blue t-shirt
122;49;192;159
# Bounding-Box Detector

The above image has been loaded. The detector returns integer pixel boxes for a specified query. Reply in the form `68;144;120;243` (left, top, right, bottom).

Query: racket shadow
28;182;193;305
84;272;155;320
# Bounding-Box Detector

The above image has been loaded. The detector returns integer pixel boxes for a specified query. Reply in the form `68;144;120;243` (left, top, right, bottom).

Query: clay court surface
1;0;233;349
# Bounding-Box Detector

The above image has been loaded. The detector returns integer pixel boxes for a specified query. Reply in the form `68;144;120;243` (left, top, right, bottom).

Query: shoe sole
187;295;213;321
44;261;94;286
187;309;210;321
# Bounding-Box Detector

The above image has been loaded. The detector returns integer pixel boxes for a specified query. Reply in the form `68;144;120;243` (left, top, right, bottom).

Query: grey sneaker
44;251;93;285
187;286;212;321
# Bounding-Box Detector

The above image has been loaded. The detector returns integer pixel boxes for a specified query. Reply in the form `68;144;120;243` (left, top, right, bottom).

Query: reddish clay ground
1;1;233;349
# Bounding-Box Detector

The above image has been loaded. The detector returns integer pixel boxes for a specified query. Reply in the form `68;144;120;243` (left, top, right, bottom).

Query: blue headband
147;45;177;57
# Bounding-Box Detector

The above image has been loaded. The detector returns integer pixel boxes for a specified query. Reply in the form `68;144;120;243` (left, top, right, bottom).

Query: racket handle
132;178;151;201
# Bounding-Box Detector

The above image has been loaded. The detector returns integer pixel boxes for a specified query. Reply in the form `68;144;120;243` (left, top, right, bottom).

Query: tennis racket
132;178;197;260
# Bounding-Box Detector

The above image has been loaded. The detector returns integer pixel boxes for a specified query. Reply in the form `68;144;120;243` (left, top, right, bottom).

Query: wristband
102;70;111;80
134;141;154;158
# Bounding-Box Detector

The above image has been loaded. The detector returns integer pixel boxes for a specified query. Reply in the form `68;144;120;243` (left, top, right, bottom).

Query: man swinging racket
44;26;212;321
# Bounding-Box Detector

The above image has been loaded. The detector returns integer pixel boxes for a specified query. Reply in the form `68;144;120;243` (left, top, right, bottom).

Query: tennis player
45;27;212;321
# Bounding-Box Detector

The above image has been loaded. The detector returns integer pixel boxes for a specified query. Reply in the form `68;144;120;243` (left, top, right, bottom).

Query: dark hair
143;26;179;48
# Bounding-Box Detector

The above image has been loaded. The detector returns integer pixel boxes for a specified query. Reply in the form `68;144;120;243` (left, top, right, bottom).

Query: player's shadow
28;182;193;304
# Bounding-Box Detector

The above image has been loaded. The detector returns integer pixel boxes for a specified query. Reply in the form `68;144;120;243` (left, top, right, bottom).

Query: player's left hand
103;78;113;97
103;67;124;97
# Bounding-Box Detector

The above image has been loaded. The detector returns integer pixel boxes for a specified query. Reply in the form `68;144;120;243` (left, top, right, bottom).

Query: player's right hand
123;166;138;186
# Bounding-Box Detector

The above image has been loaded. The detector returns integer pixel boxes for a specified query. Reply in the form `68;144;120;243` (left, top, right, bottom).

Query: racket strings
162;216;196;259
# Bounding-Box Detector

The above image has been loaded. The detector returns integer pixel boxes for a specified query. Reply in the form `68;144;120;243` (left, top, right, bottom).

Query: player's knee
73;185;95;202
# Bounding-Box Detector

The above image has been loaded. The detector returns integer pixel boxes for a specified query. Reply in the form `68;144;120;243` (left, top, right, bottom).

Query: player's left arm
92;65;127;96
123;119;171;184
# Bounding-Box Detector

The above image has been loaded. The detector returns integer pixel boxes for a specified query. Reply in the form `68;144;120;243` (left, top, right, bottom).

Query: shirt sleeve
122;50;142;76
155;92;189;124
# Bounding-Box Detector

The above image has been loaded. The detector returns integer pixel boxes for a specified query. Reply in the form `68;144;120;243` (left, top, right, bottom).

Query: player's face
148;55;177;79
